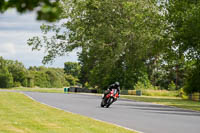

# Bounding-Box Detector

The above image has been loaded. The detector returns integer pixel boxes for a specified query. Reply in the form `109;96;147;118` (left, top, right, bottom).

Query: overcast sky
0;10;78;68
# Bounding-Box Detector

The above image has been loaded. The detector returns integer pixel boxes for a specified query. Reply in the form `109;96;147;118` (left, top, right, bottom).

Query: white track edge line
22;92;144;133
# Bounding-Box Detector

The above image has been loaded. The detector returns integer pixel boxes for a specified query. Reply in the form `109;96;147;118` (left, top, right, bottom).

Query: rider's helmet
115;81;120;86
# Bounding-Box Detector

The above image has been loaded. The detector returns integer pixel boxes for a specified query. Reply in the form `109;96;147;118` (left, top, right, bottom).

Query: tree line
1;0;199;93
0;57;80;88
27;0;200;94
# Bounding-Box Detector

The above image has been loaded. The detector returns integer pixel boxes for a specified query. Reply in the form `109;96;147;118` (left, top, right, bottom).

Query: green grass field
0;92;136;133
121;95;200;111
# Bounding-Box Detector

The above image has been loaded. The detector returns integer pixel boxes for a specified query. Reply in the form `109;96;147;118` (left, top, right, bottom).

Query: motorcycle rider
103;81;120;99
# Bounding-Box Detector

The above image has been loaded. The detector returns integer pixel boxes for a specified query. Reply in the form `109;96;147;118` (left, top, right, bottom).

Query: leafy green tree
33;71;50;88
0;0;61;22
28;0;165;90
168;81;176;91
28;66;73;88
26;71;34;87
0;57;13;88
165;0;200;60
148;54;186;90
65;75;79;86
0;56;76;88
6;60;28;87
46;70;64;88
164;0;200;92
64;62;80;77
184;61;200;93
0;67;13;88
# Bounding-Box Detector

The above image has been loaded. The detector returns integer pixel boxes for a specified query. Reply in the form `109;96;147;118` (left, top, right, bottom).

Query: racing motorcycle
101;89;119;108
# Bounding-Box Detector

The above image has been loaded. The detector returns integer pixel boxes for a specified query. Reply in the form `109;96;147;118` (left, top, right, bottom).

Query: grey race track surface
23;92;200;133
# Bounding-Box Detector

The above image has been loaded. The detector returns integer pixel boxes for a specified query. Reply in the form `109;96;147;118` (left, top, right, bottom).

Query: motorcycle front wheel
106;97;114;108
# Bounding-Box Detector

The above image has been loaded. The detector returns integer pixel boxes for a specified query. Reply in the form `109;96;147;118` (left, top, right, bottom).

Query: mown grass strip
0;92;136;133
10;87;64;93
121;95;200;112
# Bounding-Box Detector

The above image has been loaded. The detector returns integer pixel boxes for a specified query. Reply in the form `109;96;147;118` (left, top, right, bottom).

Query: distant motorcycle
101;89;119;108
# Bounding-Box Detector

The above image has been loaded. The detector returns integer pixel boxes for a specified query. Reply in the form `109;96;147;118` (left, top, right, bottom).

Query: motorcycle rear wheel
101;99;105;107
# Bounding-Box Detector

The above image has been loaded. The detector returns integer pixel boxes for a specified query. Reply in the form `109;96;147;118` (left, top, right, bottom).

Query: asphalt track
23;92;200;133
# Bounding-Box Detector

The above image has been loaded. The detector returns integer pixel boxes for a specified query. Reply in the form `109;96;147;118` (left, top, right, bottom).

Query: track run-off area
22;92;200;133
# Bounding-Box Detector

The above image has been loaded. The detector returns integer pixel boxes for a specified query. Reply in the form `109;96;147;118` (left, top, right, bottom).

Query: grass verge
121;95;200;112
0;92;136;133
141;90;179;97
11;87;64;93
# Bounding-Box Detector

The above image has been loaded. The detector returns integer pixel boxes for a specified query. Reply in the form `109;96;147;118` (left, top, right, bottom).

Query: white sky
0;10;78;68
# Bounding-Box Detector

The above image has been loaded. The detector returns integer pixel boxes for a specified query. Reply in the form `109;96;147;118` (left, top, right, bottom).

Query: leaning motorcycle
101;89;119;108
